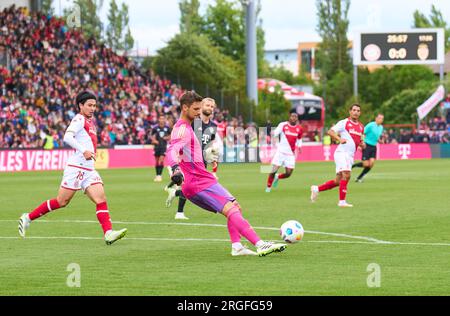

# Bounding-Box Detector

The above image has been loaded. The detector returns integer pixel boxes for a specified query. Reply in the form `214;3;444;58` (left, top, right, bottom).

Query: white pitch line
305;230;389;244
0;219;386;243
0;236;375;245
0;236;229;242
2;236;450;247
2;219;450;247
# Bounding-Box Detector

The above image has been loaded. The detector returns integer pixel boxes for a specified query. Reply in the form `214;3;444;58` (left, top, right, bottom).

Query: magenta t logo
398;144;411;160
323;145;331;161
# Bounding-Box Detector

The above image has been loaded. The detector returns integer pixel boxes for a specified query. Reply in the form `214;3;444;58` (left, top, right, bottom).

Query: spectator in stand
399;129;412;143
41;128;54;150
442;132;450;143
437;117;446;130
429;132;437;144
445;93;450;104
384;131;391;144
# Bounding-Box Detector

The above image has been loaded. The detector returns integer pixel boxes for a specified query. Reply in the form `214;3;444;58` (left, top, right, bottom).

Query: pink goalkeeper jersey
166;118;217;199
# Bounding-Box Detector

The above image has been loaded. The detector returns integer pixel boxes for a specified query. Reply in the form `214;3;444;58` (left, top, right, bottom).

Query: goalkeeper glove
204;147;219;163
171;164;184;186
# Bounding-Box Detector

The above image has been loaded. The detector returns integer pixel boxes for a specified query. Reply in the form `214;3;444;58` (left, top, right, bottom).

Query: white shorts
271;151;296;169
61;165;103;192
334;151;354;174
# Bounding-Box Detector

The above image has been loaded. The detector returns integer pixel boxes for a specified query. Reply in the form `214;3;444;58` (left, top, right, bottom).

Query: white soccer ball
280;220;304;243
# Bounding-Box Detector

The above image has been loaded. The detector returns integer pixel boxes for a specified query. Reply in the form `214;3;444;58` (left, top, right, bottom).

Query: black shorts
154;147;167;157
362;144;377;161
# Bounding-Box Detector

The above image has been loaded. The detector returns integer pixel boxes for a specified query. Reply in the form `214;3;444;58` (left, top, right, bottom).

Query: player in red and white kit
18;91;127;244
310;104;366;207
266;111;303;193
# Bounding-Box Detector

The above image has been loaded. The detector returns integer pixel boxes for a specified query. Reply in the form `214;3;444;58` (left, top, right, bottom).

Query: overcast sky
57;0;450;54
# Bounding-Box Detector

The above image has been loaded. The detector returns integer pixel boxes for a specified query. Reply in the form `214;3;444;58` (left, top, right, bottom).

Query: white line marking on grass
0;236;229;242
305;230;389;244
0;219;387;242
2;219;450;247
2;236;450;247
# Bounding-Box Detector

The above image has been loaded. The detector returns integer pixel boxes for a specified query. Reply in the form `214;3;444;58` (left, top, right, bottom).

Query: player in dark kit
151;115;171;182
164;98;219;220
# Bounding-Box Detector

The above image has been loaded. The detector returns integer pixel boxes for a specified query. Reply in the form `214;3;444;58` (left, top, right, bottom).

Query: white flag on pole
417;85;445;120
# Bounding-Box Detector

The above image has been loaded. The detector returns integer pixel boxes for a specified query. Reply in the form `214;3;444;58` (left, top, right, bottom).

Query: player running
18;91;127;244
151;115;171;182
266;111;303;193
165;97;220;220
352;113;384;183
310;104;366;207
166;91;287;256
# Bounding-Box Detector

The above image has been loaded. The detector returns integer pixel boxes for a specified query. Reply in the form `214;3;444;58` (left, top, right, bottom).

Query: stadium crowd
1;5;450;149
378;115;450;144
0;5;186;149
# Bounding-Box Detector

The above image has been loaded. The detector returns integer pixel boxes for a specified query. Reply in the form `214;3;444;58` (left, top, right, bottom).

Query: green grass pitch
1;159;449;295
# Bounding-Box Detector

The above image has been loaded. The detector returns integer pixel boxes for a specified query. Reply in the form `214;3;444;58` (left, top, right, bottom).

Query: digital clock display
354;29;444;65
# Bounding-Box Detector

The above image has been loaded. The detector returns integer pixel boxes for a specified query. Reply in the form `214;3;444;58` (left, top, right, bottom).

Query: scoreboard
353;29;445;65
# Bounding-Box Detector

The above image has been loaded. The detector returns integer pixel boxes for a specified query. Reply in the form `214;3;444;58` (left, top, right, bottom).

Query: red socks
29;199;61;220
339;180;349;201
318;180;338;192
96;202;112;234
267;174;275;188
28;199;113;235
316;179;350;202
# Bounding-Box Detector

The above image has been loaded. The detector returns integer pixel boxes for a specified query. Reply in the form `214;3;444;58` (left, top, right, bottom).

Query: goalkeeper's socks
227;206;261;246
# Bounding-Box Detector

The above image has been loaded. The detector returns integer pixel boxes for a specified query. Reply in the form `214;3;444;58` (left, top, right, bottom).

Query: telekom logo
323;146;331;161
398;144;411;159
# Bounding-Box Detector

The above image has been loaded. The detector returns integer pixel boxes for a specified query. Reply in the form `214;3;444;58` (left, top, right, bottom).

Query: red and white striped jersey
65;114;97;169
274;122;303;155
331;118;364;156
214;120;227;139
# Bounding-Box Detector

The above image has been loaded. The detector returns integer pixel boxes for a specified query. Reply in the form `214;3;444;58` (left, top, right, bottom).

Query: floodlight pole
353;65;358;99
243;0;258;106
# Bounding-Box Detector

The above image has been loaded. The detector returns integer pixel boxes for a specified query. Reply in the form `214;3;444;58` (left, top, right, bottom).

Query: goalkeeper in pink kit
167;91;287;257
